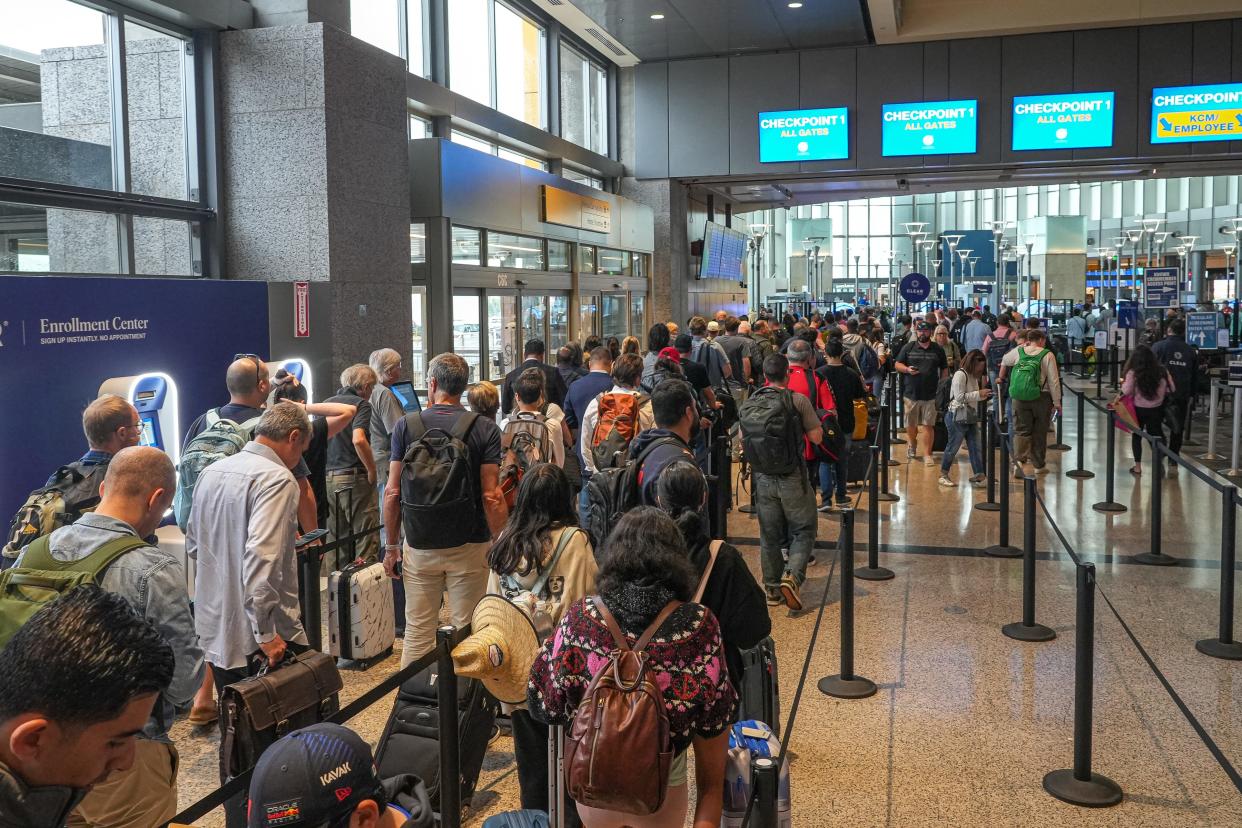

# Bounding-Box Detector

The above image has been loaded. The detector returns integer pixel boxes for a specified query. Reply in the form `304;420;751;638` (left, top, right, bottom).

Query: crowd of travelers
0;297;1203;828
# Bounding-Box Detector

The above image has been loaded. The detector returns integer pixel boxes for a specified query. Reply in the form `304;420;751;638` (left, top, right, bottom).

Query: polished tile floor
173;382;1241;826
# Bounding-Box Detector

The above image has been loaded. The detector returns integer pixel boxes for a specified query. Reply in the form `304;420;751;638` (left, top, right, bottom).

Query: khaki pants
326;470;380;570
68;740;178;828
401;541;490;666
1013;394;1053;469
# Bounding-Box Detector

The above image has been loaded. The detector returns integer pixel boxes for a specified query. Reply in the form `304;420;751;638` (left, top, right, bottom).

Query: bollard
856;446;895;581
1067;391;1095;480
976;412;1002;513
878;406;899;503
750;757;779;828
1091;411;1126;513
1002;476;1056;640
1094;352;1106;400
1109;345;1119;391
437;626;463;828
817;509;877;699
985;430;1021;557
1134;437;1178;566
1195;486;1242;660
1042;563;1124;808
1224;387;1242;477
1050;404;1070;451
889;382;906;445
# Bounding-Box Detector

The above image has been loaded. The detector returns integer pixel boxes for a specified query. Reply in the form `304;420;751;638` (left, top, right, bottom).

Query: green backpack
1008;348;1047;402
0;534;145;650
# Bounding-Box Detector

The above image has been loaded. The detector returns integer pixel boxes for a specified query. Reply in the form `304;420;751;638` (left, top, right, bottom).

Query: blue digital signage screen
1151;82;1242;144
1012;91;1114;150
881;99;977;156
700;221;748;280
758;107;849;162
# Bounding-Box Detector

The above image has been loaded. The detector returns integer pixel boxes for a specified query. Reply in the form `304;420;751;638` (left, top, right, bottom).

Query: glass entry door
487;295;517;382
602;292;628;340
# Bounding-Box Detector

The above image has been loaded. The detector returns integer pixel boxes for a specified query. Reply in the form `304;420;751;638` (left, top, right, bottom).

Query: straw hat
451;595;540;704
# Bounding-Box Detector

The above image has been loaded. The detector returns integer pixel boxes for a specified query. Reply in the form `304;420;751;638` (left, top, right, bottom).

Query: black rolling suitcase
737;637;781;737
933;417;948;453
374;664;499;811
846;440;872;483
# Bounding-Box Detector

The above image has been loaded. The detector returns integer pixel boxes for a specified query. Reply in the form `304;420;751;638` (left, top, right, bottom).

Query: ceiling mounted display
758;107;849;163
1150;82;1242;144
882;99;977;156
1012;91;1115;151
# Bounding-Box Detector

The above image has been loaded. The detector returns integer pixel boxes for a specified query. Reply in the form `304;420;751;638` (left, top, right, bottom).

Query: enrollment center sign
1151;82;1242;143
882;99;977;156
1142;267;1180;309
758;107;849;162
1012;91;1114;150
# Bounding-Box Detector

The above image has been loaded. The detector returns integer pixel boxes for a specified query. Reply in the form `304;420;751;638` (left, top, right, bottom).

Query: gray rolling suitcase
327;560;395;665
481;725;566;828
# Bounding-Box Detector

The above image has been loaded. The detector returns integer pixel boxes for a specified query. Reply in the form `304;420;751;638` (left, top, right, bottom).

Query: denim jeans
941;409;984;475
816;435;852;501
755;468;817;589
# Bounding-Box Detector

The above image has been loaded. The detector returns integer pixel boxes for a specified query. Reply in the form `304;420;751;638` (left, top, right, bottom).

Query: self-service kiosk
97;372;181;464
273;357;314;403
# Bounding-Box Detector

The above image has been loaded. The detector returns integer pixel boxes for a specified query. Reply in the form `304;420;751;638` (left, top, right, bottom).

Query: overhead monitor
1012;91;1115;150
882;99;977;156
1151;82;1242;144
699;221;748;281
758;107;849;162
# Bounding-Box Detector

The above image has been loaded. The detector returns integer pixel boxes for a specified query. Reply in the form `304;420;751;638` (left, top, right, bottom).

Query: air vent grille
546;0;563;5
585;27;625;57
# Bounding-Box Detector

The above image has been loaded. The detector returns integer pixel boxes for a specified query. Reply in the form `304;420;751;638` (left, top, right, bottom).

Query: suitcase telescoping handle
547;724;565;828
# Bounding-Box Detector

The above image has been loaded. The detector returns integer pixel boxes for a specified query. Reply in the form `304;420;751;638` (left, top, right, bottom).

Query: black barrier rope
166;626;472;826
1032;487;1242;797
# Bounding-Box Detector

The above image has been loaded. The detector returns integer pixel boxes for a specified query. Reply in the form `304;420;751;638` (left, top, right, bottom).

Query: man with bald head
182;356;319;536
22;446;204;827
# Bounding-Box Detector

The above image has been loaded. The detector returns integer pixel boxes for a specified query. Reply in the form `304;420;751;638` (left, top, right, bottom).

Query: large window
452;131;547;171
351;0;429;76
449;0;545;129
559;43;607;154
488;232;544;269
0;0;206;276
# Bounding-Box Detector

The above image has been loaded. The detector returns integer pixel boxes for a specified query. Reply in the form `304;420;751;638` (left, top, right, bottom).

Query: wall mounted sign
542;185;612;233
758;107;849;162
1011;91;1115;150
899;272;931;302
882;99;977;156
1151;82;1242;144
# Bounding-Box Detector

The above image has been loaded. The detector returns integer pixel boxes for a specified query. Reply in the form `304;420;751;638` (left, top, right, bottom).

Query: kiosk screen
389;381;422;413
139;416;158;447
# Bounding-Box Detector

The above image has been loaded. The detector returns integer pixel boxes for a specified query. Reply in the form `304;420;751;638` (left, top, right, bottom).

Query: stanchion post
1225;387;1242;477
1003;476;1056;640
1109;345;1119;390
1067;390;1095;480
889;381;906;445
1042;563;1124;808
1094;352;1105;400
1134;437;1177;566
751;757;779;828
878;404;899;502
1195;485;1242;660
817;510;877;699
1050;402;1070;451
437;625;463;828
985;429;1021;556
977;410;1002;513
298;547;323;652
1092;411;1126;513
857;446;894;581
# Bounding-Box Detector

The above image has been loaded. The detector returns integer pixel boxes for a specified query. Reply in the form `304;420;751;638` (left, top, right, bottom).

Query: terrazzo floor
171;380;1241;826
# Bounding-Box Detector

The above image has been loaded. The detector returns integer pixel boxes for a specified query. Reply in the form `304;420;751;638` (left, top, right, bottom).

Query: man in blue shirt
962;310;991;354
562;346;615;483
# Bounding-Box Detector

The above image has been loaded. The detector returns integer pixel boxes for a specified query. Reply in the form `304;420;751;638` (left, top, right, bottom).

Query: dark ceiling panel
566;0;870;61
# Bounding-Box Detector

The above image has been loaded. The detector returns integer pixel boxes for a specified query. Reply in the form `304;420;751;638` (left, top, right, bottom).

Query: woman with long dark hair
939;349;992;488
605;336;621;363
1121;344;1174;475
528;508;735;828
655;461;770;684
488;464;596;827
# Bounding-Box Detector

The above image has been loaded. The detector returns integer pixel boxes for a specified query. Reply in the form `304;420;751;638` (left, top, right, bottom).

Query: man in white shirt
579;353;655;475
188;402;311;690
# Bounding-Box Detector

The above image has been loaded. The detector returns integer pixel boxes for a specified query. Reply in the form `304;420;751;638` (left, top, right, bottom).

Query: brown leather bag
219;650;343;781
564;597;678;816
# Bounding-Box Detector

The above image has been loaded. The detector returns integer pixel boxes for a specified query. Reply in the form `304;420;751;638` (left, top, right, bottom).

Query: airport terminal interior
2;0;1242;826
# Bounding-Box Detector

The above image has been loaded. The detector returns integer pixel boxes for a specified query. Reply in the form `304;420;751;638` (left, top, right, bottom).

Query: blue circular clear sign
899;272;931;303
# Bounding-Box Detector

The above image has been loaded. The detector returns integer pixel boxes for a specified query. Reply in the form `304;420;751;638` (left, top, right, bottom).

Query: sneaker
938;475;956;487
907;447;916;459
835;497;850;509
924;457;937;467
765;588;783;606
780;575;803;611
1167;460;1178;476
1035;465;1051;476
1013;465;1025;480
970;473;985;483
971;477;986;489
818;501;836;513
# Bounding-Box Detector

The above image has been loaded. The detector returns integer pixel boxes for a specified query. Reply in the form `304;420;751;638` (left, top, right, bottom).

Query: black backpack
739;387;802;476
935;375;954;414
399;412;480;549
984;333;1015;377
582;437;684;553
3;462;107;568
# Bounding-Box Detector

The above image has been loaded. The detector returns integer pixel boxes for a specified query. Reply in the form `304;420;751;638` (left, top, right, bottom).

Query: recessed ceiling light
650;13;665;20
788;2;804;7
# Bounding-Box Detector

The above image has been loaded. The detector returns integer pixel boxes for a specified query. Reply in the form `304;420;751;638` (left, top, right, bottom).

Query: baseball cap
915;320;933;332
247;723;383;828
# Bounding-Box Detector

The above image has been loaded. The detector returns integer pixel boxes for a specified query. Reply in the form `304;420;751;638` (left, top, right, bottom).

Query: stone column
620;177;688;328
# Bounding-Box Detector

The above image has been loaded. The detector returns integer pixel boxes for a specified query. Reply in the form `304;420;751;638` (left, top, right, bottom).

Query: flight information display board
700;221;748;280
1012;91;1115;150
1151;82;1242;144
882;99;977;156
758;107;850;162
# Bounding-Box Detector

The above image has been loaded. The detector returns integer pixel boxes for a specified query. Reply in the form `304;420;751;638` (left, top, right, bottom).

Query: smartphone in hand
295;528;329;548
